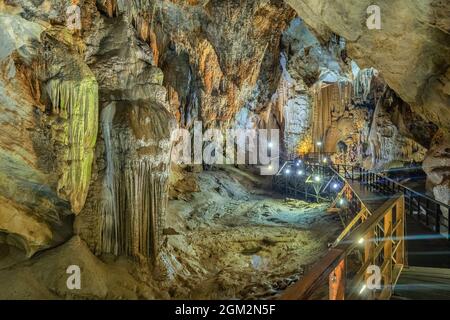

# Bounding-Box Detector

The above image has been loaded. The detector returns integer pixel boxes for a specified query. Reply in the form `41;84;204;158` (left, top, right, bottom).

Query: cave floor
0;168;342;300
164;168;342;299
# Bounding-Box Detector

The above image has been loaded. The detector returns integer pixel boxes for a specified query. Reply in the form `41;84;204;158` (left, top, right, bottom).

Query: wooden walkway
346;179;450;269
346;179;450;299
393;267;450;300
276;161;450;299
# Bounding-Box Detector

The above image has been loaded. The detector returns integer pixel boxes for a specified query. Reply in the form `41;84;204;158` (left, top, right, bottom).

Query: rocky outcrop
0;236;164;299
423;130;450;218
40;28;99;214
76;11;175;264
368;88;427;168
286;0;450;131
1;0;449;300
0;13;89;256
285;0;449;198
98;0;295;128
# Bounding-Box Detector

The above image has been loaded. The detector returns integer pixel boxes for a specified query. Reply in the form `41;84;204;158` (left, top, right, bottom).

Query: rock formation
0;0;449;299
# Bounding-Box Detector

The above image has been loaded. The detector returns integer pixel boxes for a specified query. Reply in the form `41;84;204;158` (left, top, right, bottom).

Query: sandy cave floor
0;168;342;300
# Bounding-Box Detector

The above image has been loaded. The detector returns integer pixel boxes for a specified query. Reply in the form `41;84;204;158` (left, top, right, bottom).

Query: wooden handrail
280;193;405;300
361;168;449;209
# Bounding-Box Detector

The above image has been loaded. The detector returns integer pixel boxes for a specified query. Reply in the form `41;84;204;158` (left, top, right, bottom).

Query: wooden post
329;258;346;300
364;229;374;299
383;209;393;298
396;197;405;266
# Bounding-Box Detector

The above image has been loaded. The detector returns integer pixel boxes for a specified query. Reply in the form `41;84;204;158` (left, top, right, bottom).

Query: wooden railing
280;193;405;300
275;160;448;300
331;164;449;238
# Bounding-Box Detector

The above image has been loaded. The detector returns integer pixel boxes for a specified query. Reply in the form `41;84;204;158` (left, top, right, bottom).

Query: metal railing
331;164;450;237
272;161;339;202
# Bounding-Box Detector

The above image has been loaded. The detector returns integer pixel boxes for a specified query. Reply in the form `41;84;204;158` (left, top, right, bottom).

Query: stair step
394;267;450;300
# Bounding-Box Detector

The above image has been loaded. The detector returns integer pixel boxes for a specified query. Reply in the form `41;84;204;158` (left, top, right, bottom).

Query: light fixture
296;162;300;167
323;158;328;163
268;142;273;149
268;165;273;170
314;175;321;182
339;198;345;205
359;284;366;295
333;183;339;189
358;238;364;244
297;170;303;176
285;169;290;175
316;141;322;147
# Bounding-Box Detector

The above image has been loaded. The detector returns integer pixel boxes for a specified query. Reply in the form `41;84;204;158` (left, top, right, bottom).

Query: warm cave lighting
333;183;339;189
359;284;367;295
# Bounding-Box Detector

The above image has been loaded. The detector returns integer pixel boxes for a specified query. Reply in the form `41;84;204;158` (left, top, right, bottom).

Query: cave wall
98;0;295;129
1;0;449;267
285;0;449;204
0;1;175;265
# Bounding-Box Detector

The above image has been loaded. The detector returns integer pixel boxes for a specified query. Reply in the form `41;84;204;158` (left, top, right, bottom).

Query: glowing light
297;170;304;176
358;238;364;244
339;198;345;205
268;142;273;149
359;284;367;295
316;141;322;147
285;169;290;175
314;176;321;182
323;158;328;163
268;165;273;170
333;183;339;189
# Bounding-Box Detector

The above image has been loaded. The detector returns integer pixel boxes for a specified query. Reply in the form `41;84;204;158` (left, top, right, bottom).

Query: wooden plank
396;197;405;266
333;208;366;245
383;209;393;298
329;258;346;300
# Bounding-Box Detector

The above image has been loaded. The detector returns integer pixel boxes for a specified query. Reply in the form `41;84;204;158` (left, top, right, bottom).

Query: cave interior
0;0;449;300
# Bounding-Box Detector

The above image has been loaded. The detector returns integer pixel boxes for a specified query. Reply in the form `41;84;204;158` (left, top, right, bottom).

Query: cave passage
0;0;449;302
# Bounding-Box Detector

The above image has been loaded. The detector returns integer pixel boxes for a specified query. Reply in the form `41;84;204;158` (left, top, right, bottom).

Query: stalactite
353;68;375;101
310;81;352;152
46;72;99;214
97;101;173;262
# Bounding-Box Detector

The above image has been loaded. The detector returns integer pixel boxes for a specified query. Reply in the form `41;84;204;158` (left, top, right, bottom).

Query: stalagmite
97;101;174;262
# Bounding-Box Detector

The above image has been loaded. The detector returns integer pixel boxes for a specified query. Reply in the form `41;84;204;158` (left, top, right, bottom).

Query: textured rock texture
72;6;175;264
0;12;89;256
41;28;99;214
98;0;295;128
0;0;449;299
286;0;450;131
